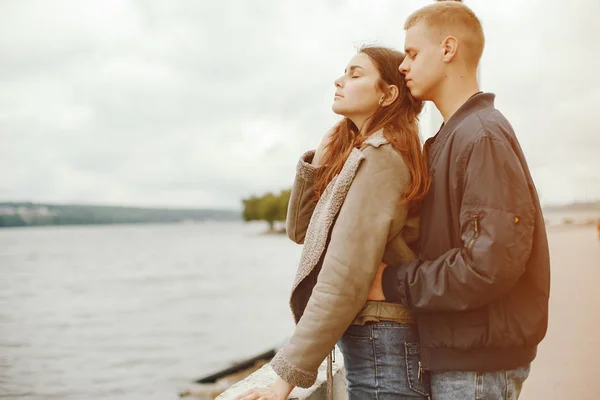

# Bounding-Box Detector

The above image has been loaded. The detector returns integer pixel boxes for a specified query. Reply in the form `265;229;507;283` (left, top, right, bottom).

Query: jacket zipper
466;214;479;252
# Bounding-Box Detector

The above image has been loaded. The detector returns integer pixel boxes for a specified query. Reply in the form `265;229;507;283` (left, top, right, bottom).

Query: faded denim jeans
337;322;431;399
430;364;530;400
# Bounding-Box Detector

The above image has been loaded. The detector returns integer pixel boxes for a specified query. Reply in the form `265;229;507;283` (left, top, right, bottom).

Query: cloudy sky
1;0;598;210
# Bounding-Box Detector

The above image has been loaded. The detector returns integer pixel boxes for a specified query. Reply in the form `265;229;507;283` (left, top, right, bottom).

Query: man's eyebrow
344;65;364;73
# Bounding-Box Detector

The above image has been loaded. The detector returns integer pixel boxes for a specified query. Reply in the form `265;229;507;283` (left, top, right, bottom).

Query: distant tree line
0;203;240;228
242;189;292;232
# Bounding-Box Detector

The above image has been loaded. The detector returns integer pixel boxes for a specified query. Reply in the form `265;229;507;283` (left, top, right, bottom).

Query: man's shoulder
454;108;514;150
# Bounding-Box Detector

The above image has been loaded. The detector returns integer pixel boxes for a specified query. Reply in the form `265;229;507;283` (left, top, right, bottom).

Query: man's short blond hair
405;1;484;67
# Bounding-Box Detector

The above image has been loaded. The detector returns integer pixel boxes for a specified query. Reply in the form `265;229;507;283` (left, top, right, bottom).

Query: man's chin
408;87;425;100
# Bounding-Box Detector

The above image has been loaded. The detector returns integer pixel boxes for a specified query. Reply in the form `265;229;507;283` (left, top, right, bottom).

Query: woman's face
332;53;384;128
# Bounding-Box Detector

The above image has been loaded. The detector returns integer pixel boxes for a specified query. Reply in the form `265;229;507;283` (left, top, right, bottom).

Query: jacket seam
462;204;536;217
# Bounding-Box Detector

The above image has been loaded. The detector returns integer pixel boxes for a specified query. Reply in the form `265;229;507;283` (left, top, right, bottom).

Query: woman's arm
272;145;411;388
285;150;321;244
286;131;332;244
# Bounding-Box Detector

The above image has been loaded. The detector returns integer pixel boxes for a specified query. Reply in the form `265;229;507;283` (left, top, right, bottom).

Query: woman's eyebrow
344;65;364;73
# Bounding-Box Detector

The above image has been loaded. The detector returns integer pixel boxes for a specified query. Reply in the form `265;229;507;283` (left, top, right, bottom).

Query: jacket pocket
404;342;431;397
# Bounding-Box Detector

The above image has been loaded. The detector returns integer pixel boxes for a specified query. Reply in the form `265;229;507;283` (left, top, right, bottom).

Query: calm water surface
0;222;301;399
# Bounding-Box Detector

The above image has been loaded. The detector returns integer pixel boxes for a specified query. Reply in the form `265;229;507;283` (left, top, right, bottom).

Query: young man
368;2;551;399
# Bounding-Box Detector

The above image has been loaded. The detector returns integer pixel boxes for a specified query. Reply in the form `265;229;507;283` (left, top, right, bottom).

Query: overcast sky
1;0;598;210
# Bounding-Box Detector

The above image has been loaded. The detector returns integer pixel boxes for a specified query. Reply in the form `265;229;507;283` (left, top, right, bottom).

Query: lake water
0;222;301;400
2;212;599;400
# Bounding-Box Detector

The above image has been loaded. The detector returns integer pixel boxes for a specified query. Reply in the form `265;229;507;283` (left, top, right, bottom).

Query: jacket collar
362;128;389;148
430;92;496;148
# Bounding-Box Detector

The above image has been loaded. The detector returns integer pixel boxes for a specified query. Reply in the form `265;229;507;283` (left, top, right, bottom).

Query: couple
236;2;550;400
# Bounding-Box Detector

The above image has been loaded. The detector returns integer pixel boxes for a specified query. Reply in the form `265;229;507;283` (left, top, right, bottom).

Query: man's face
399;22;445;101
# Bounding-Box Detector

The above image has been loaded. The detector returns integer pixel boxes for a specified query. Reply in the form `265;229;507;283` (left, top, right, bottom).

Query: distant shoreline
0;202;241;228
0;201;597;230
546;222;599;232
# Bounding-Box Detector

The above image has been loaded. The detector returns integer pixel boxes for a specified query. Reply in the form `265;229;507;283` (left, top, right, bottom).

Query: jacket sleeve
286;151;320;244
271;147;410;388
382;136;536;312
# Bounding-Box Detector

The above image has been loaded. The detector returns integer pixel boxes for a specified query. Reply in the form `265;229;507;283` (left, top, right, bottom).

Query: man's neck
433;74;481;123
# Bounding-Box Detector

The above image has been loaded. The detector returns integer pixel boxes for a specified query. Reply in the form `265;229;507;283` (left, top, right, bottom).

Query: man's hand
367;262;387;301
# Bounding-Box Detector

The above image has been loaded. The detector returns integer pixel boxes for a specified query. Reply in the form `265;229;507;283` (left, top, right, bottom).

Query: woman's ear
381;85;399;107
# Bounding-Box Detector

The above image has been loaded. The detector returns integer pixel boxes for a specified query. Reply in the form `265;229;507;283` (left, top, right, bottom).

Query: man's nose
398;61;408;75
398;58;408;75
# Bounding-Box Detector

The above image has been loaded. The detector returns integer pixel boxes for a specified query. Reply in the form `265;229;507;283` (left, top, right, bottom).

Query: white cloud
0;0;598;208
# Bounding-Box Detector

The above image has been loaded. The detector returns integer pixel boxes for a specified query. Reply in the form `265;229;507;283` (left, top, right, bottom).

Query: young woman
235;46;431;400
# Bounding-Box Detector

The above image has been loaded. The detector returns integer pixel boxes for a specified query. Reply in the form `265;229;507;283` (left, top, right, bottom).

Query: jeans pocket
404;342;431;397
341;324;374;342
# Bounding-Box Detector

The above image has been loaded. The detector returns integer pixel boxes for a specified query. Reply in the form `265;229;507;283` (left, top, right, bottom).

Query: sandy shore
520;225;600;399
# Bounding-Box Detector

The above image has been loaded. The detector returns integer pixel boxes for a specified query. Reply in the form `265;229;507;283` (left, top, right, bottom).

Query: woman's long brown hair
314;46;430;205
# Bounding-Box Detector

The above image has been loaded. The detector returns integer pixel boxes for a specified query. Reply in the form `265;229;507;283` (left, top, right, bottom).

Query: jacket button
514;217;520;224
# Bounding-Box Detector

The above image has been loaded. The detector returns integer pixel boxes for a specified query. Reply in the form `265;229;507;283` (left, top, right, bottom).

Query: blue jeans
337;322;431;399
430;365;530;400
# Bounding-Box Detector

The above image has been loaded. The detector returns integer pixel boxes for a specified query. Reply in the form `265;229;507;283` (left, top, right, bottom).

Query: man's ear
442;35;458;63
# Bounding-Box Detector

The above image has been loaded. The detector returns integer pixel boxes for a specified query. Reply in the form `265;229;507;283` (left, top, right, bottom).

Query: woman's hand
233;387;284;400
233;377;294;400
312;129;335;166
367;262;387;301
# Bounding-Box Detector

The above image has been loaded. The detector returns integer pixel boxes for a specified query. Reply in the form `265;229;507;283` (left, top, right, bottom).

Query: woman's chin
331;103;346;116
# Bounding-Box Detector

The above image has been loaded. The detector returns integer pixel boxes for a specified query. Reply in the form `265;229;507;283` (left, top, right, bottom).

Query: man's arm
382;136;536;312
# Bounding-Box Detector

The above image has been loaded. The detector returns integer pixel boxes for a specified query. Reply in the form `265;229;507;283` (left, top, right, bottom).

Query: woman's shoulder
360;130;408;173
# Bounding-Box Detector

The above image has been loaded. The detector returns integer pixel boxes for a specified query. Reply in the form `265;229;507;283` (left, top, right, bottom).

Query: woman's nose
334;77;343;88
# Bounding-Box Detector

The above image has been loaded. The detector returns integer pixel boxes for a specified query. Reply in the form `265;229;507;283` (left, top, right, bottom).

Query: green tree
241;189;293;232
242;196;261;222
259;192;280;232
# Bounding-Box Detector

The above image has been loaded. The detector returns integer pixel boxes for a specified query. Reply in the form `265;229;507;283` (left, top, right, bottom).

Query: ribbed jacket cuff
270;350;317;389
296;150;318;182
